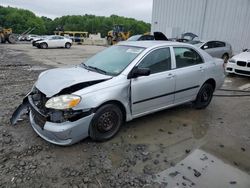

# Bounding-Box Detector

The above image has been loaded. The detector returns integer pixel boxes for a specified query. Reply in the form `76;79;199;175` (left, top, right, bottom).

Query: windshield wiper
81;63;90;70
88;66;107;75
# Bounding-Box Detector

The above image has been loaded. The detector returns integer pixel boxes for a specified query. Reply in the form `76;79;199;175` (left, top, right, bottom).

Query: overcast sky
1;0;153;23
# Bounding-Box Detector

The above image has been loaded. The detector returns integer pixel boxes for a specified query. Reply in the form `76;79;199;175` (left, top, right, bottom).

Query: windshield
83;45;145;76
127;35;142;41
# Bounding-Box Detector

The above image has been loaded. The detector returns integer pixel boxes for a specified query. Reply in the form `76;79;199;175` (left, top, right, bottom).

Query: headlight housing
45;95;81;110
228;59;236;63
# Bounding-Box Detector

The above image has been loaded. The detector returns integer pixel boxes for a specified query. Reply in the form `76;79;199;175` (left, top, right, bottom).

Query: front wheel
193;83;214;109
89;104;123;141
65;42;71;49
41;43;48;49
107;37;113;45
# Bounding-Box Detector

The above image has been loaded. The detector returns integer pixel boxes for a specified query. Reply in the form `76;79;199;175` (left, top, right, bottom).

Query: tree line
0;6;151;37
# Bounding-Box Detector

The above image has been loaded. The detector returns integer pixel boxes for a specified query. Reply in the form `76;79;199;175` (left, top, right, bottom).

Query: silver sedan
11;41;225;145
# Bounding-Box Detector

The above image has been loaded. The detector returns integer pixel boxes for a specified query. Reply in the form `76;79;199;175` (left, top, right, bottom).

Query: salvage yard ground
0;43;250;188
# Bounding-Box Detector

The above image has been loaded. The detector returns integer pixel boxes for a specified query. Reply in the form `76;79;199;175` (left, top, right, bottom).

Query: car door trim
133;85;200;104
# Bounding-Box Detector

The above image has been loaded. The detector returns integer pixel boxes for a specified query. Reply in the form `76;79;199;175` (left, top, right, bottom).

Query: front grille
235;69;250;75
237;61;247;67
32;111;46;127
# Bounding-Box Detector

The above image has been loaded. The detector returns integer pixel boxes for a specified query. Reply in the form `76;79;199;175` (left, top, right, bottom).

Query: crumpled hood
36;66;112;97
232;52;250;61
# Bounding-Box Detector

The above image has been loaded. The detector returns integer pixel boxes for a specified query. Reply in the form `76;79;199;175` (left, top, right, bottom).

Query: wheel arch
204;78;216;91
94;100;127;122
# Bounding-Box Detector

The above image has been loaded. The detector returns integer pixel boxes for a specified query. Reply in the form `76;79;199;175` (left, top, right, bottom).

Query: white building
151;0;250;53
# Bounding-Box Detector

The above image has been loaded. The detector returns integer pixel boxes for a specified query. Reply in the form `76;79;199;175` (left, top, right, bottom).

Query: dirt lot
0;43;250;188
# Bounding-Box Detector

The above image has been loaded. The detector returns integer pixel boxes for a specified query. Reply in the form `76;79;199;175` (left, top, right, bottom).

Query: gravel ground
0;43;250;188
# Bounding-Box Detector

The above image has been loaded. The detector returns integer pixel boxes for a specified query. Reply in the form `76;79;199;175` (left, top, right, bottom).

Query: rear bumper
226;63;250;77
29;111;94;145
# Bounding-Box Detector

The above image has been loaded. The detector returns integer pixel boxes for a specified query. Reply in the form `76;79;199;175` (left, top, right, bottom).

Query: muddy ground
0;43;250;188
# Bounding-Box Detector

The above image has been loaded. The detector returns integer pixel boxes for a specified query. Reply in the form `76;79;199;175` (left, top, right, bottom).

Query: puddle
154;149;250;188
239;83;250;91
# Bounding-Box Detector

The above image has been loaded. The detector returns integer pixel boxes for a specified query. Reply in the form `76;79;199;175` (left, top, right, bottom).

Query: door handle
166;73;175;79
199;67;205;72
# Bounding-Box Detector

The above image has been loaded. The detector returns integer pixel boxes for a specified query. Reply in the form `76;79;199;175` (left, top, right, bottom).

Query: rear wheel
41;42;48;49
194;83;214;109
65;42;71;49
89;104;123;141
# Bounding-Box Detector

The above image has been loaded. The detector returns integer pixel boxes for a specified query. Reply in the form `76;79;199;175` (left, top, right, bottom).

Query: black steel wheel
194;83;214;109
89;104;123;141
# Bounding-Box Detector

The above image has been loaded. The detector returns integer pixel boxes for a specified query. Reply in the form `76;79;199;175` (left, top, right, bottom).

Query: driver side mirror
127;67;151;79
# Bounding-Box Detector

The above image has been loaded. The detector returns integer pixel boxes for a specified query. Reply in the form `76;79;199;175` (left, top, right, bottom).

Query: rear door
131;47;175;116
172;47;206;103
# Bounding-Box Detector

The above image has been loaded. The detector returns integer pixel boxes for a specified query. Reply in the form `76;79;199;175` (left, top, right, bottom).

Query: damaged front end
11;87;92;127
10;87;94;145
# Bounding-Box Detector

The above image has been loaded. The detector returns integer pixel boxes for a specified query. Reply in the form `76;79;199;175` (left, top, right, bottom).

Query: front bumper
29;111;94;145
226;63;250;77
11;91;95;145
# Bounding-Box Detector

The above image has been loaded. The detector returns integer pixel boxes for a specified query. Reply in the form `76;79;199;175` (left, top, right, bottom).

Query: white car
35;35;72;49
226;49;250;76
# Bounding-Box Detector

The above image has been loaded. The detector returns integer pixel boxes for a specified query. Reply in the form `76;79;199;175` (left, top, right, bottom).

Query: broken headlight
45;95;81;110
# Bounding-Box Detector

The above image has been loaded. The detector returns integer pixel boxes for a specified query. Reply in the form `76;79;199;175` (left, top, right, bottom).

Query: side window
214;41;225;47
138;48;171;74
174;47;203;68
202;42;213;49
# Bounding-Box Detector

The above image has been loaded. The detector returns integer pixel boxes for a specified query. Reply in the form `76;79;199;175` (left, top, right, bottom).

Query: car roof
118;41;189;49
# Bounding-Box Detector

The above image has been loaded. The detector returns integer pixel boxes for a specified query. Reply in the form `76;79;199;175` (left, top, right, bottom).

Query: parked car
32;35;49;46
127;32;168;41
26;34;39;41
188;40;232;62
11;41;225;145
226;49;250;76
35;35;72;49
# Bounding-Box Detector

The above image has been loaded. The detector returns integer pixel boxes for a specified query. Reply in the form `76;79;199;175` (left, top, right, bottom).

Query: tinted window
202;42;213;49
174;47;203;68
138;48;171;74
214;41;225;47
139;35;155;41
202;41;225;49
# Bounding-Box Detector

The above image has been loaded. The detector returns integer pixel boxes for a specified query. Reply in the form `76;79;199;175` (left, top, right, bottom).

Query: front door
131;47;175;117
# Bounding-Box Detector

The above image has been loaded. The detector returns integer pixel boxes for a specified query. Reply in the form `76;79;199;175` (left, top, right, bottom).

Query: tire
107;37;113;45
89;104;123;141
0;36;6;43
7;34;17;44
222;53;229;63
65;42;71;49
41;43;48;49
193;83;214;109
